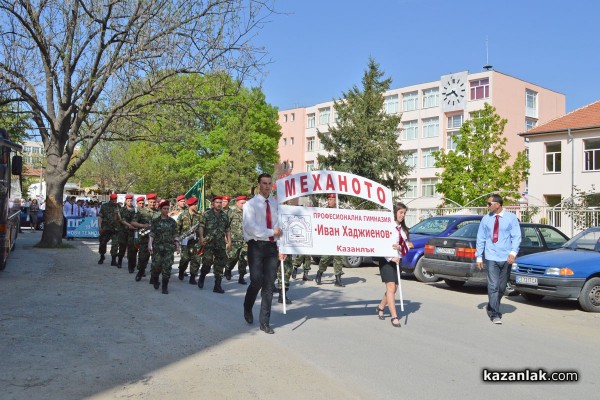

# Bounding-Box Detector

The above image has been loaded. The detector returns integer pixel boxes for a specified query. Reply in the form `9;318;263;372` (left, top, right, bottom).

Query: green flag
185;177;205;211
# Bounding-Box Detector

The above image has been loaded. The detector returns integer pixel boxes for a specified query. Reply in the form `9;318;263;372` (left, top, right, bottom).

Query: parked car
510;226;600;312
19;206;45;230
422;223;569;288
341;215;483;282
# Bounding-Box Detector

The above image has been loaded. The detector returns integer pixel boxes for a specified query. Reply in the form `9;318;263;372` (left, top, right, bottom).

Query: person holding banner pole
376;202;410;328
242;173;286;334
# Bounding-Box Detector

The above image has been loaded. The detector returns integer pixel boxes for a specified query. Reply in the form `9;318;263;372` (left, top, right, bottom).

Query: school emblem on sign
281;215;312;247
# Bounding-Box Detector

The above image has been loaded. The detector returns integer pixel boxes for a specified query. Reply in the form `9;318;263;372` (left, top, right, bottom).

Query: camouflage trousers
277;256;294;289
117;230;131;259
99;229;120;257
293;254;312;271
179;242;201;275
318;255;344;275
151;248;175;281
225;241;248;276
137;239;151;272
200;245;227;278
126;234;138;271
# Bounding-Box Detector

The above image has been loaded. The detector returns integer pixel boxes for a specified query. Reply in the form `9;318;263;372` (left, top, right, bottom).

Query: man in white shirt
62;196;79;240
242;173;286;334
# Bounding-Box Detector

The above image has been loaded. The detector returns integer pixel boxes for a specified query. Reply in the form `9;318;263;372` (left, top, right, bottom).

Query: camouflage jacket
229;207;244;243
201;208;230;248
121;206;137;223
134;207;160;226
176;209;202;239
99;202;122;231
150;216;178;252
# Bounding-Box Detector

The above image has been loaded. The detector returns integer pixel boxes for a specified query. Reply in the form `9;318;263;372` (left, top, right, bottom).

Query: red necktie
397;226;409;256
265;199;274;242
492;215;500;243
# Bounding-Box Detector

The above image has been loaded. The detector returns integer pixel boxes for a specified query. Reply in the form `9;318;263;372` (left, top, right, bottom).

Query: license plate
516;276;538;286
435;247;455;255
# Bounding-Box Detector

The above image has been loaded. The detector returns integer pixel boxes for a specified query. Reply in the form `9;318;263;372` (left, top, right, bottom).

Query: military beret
235;195;249;201
158;200;170;209
186;197;198;206
222;195;231;201
176;194;186;201
109;193;118;200
326;193;336;199
125;194;133;199
212;196;223;202
136;196;145;203
147;193;157;200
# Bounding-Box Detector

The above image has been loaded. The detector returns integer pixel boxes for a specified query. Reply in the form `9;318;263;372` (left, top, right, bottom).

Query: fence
406;206;600;238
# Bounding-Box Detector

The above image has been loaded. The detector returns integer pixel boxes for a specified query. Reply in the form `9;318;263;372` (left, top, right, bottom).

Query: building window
384;95;399;114
282;138;287;146
584;139;600;171
545;142;561;173
319;107;330;125
24;146;32;153
447;132;461;151
290;113;295;122
307;113;315;128
422;117;439;138
405;151;418;168
526;89;538;118
421;147;438;168
283;114;288;123
403;91;418;111
290;137;294;145
306;137;315;152
422;88;439;108
525;118;537;131
306;161;315;172
401;120;418;140
447;114;463;130
470;78;489;100
421;178;438;197
282;161;288;170
289;161;294;170
404;179;417;198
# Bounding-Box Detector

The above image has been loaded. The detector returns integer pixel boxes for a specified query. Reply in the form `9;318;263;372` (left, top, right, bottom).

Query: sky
252;0;600;113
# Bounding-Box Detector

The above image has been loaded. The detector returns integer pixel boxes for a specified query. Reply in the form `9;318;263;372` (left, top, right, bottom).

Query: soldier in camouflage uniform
98;193;122;266
169;194;188;219
221;195;233;221
198;196;231;293
176;197;202;284
292;254;313;281
149;200;180;294
224;195;249;284
117;194;137;271
316;194;345;287
132;193;161;282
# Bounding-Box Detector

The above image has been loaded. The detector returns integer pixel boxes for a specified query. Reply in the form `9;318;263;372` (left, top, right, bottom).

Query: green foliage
317;58;411;207
434;103;529;207
563;184;600;231
0;103;30;143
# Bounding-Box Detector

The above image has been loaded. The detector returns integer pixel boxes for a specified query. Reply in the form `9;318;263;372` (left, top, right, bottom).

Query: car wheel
578;277;600;313
443;279;466;288
413;258;440;283
342;256;363;268
519;291;545;302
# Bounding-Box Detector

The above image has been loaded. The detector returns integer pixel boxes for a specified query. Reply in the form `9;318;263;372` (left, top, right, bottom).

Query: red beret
176;195;186;201
109;193;118;200
212;196;223;202
147;193;157;200
326;193;336;199
136;196;145;203
186;197;198;206
235;195;249;201
222;195;231;201
125;194;133;199
158;200;170;208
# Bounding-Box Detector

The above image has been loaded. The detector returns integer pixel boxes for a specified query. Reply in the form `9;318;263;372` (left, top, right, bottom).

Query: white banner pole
280;258;287;314
396;262;404;312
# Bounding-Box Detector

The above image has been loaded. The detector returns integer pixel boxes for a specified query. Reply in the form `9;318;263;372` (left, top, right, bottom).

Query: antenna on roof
483;36;493;71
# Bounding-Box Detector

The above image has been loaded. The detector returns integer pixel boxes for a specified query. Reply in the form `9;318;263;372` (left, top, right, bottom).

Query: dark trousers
244;240;279;326
485;259;511;320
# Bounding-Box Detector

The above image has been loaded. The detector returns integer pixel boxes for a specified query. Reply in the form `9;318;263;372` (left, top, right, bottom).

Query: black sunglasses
487;201;498;206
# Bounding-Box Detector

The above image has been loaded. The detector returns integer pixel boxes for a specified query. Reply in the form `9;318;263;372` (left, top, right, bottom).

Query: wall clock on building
441;71;467;112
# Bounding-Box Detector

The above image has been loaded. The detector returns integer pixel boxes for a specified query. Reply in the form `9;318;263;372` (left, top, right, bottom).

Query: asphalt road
1;230;598;399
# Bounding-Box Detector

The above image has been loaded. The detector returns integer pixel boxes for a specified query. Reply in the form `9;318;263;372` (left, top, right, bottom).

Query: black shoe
189;275;197;285
162;279;169;294
291;267;298;279
117;256;123;269
98;254;105;265
178;270;185;281
238;275;247;285
334;274;345;287
213;277;225;294
135;270;143;281
315;271;323;285
224;270;232;281
110;256;118;267
153;276;160;290
244;307;253;324
278;289;292;304
302;271;311;281
260;324;275;334
128;266;135;273
198;274;206;289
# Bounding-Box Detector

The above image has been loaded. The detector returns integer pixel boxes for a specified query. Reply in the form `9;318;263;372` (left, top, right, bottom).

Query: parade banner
66;216;99;238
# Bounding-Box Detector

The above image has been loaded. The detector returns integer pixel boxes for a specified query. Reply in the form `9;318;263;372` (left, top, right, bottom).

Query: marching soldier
316;194;345;287
169;194;187;219
117;194;136;270
198;196;231;293
176;197;203;284
97;193;122;266
148;200;181;294
132;193;160;282
292;254;312;281
224;195;249;284
222;195;233;220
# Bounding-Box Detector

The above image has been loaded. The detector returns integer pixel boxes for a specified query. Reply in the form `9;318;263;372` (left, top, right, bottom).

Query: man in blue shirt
476;194;521;325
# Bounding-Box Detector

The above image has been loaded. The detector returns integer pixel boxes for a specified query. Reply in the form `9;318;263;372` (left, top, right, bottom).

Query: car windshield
450;223;480;238
409;217;457;236
562;229;600;252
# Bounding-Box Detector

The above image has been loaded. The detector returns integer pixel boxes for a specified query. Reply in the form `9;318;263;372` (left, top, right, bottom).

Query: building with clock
277;69;565;211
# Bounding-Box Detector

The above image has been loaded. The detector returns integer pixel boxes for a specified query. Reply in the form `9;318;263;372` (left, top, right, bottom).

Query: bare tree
0;0;272;245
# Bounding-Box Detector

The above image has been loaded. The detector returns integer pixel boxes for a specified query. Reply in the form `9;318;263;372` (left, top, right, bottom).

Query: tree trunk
39;173;68;247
